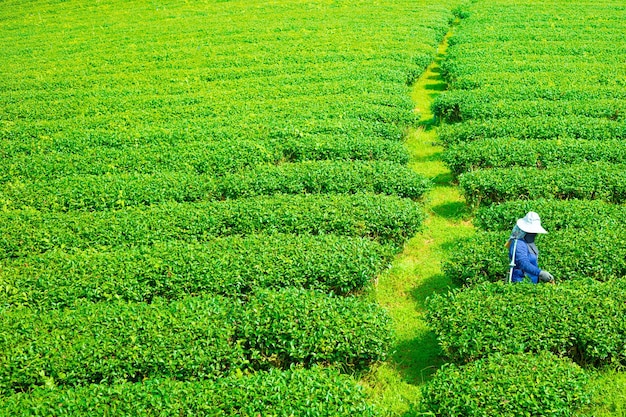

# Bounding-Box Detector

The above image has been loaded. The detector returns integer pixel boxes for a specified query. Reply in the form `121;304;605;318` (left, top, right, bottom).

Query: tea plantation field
3;0;626;415
0;0;461;414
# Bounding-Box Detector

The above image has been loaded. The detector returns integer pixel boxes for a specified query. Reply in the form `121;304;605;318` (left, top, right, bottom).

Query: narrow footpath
364;30;475;415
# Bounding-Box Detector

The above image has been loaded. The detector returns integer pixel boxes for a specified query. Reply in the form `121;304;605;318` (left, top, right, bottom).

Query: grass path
363;29;475;416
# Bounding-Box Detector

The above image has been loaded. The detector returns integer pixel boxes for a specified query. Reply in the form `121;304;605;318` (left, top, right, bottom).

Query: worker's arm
514;240;541;277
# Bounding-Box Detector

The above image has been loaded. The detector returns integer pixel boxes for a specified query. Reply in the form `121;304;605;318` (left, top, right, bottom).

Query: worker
506;211;554;284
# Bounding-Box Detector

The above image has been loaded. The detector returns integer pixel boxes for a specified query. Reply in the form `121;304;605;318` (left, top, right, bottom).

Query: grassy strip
579;370;626;417
363;21;476;414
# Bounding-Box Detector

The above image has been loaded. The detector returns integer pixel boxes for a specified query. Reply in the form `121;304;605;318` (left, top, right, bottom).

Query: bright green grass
363;29;475;416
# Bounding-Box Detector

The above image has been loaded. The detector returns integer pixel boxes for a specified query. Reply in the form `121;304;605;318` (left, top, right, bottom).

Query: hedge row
446;40;626;60
437;115;626;145
1;103;410;157
0;367;380;417
2;109;410;155
474;199;626;232
0;161;430;211
433;91;626;123
459;163;626;207
1;140;274;182
0;137;409;184
443;138;626;177
435;80;626;102
445;69;626;95
0;234;391;309
441;60;626;84
422;352;589;417
0;288;392;394
0;194;423;259
215;160;430;200
442;228;626;286
426;279;626;366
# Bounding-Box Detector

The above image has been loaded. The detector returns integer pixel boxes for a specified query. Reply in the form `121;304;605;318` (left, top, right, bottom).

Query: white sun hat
516;211;547;234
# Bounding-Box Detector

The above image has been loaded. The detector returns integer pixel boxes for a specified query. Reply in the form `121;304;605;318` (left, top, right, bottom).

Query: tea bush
237;288;393;369
216;160;431;201
438;116;626;145
459;163;626;207
0;289;392;394
0;235;392;309
0;136;409;184
426;279;626;366
422;352;589;417
0;295;243;395
0;140;278;182
433;91;626;123
0;161;430;211
443;138;626;177
0;367;380;417
0;194;424;259
443;228;626;286
475;199;626;232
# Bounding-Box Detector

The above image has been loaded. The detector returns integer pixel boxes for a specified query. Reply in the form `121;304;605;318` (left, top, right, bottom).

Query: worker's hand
538;270;555;283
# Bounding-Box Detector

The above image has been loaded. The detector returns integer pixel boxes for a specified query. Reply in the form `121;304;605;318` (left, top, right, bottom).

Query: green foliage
215;161;430;201
437;116;626;145
0;0;455;153
0;367;381;417
0;137;409;184
0;194;423;260
0;296;243;394
443;138;626;177
459;163;626;208
1;140;278;182
0;0;461;411
426;280;626;367
429;1;626;416
475;199;626;232
433;92;626;124
237;289;393;369
443;229;626;286
422;352;590;417
0;289;392;394
0;161;430;211
0;235;392;309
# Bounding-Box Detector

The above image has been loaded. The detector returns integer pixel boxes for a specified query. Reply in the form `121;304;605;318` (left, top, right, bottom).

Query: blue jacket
508;239;542;284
